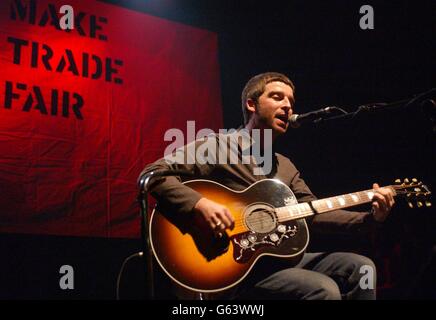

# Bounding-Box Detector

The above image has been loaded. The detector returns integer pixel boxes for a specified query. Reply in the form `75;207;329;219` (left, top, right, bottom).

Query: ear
246;99;256;114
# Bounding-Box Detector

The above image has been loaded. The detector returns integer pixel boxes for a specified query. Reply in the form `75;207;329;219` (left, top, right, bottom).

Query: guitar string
230;202;354;233
228;186;419;233
230;208;309;232
230;191;375;230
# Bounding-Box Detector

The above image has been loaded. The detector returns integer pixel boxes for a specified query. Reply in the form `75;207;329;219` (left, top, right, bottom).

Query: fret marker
351;194;359;202
338;197;345;206
326;200;333;209
367;191;374;199
296;205;302;214
301;203;311;214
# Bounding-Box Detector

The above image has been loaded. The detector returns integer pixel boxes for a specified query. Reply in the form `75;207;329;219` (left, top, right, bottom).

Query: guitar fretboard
275;186;396;222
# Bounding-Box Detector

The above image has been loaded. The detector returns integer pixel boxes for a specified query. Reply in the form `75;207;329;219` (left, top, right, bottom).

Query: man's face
250;81;295;137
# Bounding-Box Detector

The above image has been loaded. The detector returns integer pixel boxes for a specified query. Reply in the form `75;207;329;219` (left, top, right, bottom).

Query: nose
281;102;292;115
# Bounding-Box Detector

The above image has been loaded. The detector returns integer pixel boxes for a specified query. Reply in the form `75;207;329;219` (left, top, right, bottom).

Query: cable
116;251;143;300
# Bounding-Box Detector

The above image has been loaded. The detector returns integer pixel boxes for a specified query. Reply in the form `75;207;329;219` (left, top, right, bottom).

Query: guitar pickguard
231;221;299;263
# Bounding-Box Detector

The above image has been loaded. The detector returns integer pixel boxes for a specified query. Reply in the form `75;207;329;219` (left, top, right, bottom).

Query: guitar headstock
394;178;432;208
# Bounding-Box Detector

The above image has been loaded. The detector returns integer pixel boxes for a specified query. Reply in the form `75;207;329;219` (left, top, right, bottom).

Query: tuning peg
417;201;423;208
425;201;432;207
404;178;410;184
414;188;422;192
408;202;414;208
395;179;401;184
412;178;418;183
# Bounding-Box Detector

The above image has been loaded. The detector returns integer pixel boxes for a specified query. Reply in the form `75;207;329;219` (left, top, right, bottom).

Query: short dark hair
241;72;295;125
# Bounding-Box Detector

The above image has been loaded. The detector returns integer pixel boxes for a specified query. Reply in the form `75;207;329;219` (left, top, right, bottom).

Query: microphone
289;107;333;128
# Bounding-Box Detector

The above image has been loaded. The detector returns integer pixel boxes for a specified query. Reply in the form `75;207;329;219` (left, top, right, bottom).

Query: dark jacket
140;129;378;236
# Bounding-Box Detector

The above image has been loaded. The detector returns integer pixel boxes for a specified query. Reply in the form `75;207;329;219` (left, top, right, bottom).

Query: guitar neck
276;186;397;222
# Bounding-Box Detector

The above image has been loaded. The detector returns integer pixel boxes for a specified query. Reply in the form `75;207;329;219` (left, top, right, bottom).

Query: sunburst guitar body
149;178;430;293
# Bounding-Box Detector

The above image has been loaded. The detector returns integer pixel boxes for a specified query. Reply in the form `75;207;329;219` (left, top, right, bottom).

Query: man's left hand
371;183;395;222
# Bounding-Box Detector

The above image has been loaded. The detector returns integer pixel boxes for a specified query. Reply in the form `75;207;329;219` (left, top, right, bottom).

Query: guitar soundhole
244;203;277;233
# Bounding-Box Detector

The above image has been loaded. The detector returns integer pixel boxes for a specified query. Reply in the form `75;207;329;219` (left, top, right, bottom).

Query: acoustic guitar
150;178;431;293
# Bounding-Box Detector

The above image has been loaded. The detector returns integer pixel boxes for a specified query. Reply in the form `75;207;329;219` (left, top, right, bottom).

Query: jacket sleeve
288;163;380;235
139;137;217;215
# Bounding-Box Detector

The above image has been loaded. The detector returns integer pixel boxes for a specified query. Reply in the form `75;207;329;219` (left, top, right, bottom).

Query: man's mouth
275;114;289;125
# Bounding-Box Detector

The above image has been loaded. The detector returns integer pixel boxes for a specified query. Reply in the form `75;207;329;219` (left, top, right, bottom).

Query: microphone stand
317;88;436;126
137;169;194;299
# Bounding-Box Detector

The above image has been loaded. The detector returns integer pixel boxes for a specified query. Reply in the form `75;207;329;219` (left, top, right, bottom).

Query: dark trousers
235;252;377;300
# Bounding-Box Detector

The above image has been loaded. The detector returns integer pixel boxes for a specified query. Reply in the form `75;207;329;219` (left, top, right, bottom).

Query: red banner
0;0;223;237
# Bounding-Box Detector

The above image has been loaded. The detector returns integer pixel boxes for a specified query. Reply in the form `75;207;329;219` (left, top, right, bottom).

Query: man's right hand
193;197;235;232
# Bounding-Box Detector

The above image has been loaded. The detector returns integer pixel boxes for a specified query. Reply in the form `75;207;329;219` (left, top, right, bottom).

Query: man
141;72;395;299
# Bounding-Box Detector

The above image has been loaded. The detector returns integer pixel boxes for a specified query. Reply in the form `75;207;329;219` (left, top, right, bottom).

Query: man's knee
302;274;341;300
318;278;342;300
340;253;377;296
306;276;341;300
355;255;376;288
253;268;342;300
346;254;377;299
340;252;377;276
